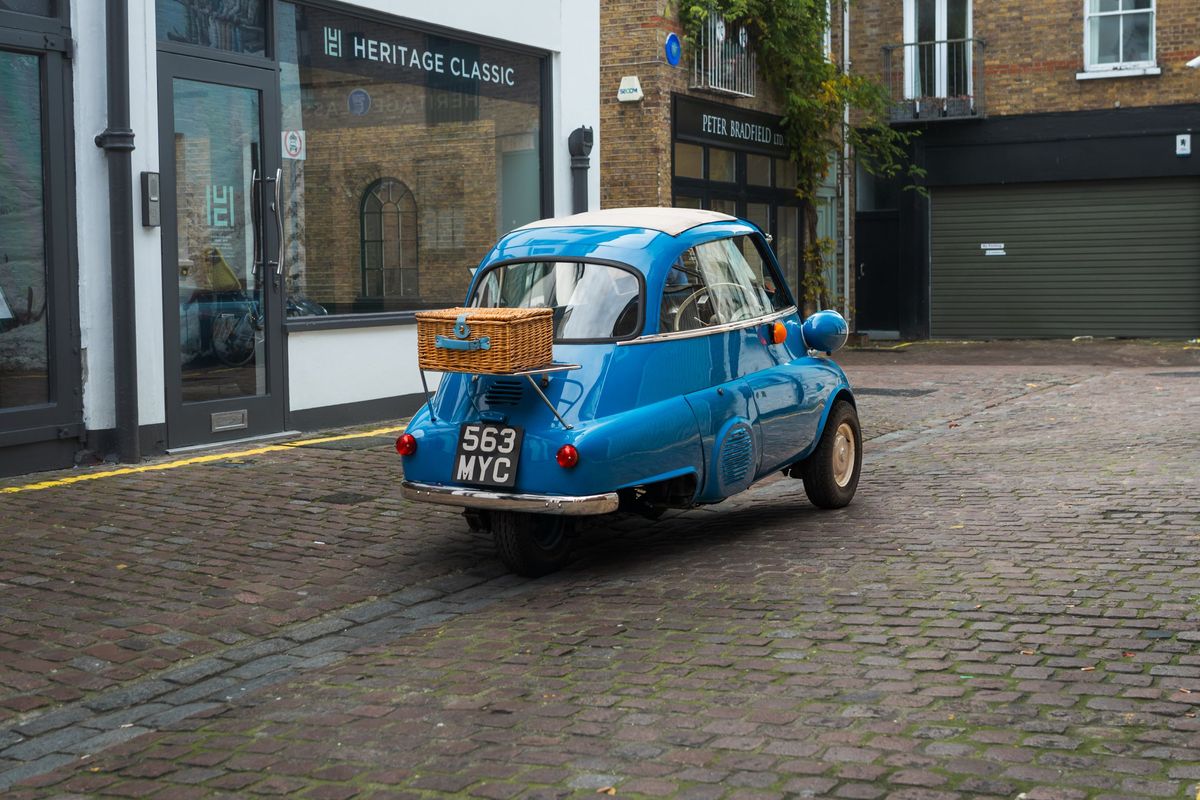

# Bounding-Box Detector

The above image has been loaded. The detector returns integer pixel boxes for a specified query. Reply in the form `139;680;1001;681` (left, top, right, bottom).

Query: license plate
454;423;523;488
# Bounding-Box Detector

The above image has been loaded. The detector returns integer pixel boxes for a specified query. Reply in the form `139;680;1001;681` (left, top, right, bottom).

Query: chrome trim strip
401;481;620;516
617;307;796;346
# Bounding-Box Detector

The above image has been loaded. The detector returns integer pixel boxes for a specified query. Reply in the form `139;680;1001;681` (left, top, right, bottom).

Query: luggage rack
417;362;581;429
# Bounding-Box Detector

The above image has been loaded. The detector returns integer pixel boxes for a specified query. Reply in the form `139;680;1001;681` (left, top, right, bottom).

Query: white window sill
1076;66;1161;81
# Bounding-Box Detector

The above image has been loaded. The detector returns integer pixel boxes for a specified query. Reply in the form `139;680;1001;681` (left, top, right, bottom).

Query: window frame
1081;0;1157;74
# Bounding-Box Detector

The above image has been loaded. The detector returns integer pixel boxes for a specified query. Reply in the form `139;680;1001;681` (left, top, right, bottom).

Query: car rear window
469;261;643;341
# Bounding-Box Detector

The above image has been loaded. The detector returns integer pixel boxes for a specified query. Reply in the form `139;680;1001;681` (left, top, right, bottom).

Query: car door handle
858;262;866;279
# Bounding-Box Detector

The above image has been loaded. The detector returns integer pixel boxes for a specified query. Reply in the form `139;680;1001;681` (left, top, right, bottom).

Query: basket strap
453;313;470;339
436;334;491;351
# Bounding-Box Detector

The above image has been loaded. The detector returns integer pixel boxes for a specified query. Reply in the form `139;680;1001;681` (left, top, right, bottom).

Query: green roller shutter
930;179;1200;338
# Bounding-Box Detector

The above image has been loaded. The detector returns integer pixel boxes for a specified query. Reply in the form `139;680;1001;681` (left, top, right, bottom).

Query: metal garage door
930;179;1200;338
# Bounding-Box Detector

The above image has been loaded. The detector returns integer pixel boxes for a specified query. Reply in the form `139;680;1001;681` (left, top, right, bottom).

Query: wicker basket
415;307;554;374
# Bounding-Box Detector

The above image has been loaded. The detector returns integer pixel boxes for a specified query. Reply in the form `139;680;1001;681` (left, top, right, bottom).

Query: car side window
659;235;787;333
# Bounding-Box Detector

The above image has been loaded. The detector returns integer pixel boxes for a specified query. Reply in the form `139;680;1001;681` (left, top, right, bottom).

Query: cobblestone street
1;342;1198;799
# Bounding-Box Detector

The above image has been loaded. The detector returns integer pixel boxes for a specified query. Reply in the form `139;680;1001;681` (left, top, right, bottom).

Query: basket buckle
436;313;491;351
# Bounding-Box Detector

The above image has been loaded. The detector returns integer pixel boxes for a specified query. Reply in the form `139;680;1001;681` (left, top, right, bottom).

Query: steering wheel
672;282;752;331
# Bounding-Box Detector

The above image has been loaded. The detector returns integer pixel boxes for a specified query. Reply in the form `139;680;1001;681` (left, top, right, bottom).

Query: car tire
798;400;862;509
491;511;574;577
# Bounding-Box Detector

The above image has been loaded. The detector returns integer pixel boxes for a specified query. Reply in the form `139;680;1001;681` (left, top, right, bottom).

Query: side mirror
801;310;849;355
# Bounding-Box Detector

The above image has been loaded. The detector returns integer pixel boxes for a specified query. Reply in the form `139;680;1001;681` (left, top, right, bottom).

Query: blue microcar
399;208;860;576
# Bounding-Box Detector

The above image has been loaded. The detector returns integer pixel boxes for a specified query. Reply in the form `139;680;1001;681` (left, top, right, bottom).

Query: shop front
671;95;839;303
154;0;559;450
0;0;597;477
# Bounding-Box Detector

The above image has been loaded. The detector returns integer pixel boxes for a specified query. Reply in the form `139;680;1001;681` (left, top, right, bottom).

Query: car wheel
798;400;862;509
491;511;574;577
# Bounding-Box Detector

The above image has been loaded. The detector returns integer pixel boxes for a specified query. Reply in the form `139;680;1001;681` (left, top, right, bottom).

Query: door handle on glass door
273;168;284;277
251;169;261;274
858;262;866;279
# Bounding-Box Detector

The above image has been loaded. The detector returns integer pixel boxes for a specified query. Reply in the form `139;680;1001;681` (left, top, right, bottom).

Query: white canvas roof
516;207;738;237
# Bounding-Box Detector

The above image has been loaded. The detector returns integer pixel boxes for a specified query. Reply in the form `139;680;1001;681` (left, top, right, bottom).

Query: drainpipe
568;125;594;214
841;0;852;324
94;0;139;463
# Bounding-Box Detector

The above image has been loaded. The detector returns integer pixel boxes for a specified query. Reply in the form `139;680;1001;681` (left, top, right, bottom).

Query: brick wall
850;0;1200;117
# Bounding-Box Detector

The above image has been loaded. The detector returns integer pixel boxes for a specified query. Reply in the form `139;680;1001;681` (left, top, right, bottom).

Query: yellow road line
1;425;405;495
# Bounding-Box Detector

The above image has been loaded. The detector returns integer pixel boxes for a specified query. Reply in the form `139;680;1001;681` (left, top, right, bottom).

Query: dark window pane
1123;13;1151;62
674;195;702;209
156;0;267;57
0;49;49;410
1094;16;1120;63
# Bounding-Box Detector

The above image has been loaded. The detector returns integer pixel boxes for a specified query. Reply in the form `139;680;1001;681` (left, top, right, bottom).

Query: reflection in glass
277;2;544;315
674;195;702;209
172;79;266;403
674;142;703;179
709;147;736;182
0;50;49;411
0;0;53;15
361;179;418;299
156;0;267;57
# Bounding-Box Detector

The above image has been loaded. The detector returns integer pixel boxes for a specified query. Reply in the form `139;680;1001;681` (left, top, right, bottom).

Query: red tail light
395;434;417;456
556;444;579;468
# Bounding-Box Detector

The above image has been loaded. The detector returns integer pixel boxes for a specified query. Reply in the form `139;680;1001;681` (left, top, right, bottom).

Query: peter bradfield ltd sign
674;95;789;158
322;26;518;86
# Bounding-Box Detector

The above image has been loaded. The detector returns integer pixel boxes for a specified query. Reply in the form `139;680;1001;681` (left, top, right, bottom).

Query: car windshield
470;261;642;341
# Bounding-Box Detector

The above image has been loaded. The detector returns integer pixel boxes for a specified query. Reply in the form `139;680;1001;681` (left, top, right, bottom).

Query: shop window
774;158;798;190
277;2;545;315
709;147;736;182
674;142;703;179
1084;0;1155;71
361;179;418;300
747;154;771;186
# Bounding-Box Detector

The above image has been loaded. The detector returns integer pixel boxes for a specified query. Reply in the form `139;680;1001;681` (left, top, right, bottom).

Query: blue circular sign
665;33;682;67
347;88;372;116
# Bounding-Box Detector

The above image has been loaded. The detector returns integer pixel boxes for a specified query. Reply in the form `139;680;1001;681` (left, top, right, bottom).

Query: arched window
361;179;418;300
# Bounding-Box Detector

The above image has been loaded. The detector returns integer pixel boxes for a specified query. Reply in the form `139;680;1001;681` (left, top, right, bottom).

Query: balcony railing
883;38;985;122
690;13;757;97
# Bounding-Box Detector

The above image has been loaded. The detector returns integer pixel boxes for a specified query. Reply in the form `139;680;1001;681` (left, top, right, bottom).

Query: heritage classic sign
673;95;790;158
321;25;518;86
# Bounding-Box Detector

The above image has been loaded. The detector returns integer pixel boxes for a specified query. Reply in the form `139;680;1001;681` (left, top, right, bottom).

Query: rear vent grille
720;425;753;486
483;378;524;407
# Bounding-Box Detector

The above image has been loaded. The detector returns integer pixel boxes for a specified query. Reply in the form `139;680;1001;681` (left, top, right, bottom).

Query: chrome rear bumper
401;480;620;516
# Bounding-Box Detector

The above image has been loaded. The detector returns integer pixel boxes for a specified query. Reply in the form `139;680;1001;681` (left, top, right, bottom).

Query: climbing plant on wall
679;0;923;311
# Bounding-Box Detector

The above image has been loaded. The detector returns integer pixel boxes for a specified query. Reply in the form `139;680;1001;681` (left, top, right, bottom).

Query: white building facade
0;0;600;476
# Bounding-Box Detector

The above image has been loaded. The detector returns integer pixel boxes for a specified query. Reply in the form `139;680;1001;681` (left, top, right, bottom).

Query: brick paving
1;343;1198;798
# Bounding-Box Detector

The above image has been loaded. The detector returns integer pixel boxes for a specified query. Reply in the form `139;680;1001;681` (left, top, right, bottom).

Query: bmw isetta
398;207;861;576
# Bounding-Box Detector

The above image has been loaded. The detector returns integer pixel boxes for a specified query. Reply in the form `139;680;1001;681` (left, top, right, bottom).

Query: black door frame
0;23;82;474
157;53;287;449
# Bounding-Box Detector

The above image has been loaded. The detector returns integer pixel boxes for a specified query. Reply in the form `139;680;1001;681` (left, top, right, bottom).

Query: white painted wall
75;0;599;429
72;0;166;431
288;327;437;411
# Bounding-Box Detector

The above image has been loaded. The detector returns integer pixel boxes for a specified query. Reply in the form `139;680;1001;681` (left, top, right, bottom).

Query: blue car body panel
401;214;854;509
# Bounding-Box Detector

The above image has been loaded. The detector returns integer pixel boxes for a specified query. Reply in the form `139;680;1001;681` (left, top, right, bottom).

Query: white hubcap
832;422;856;488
